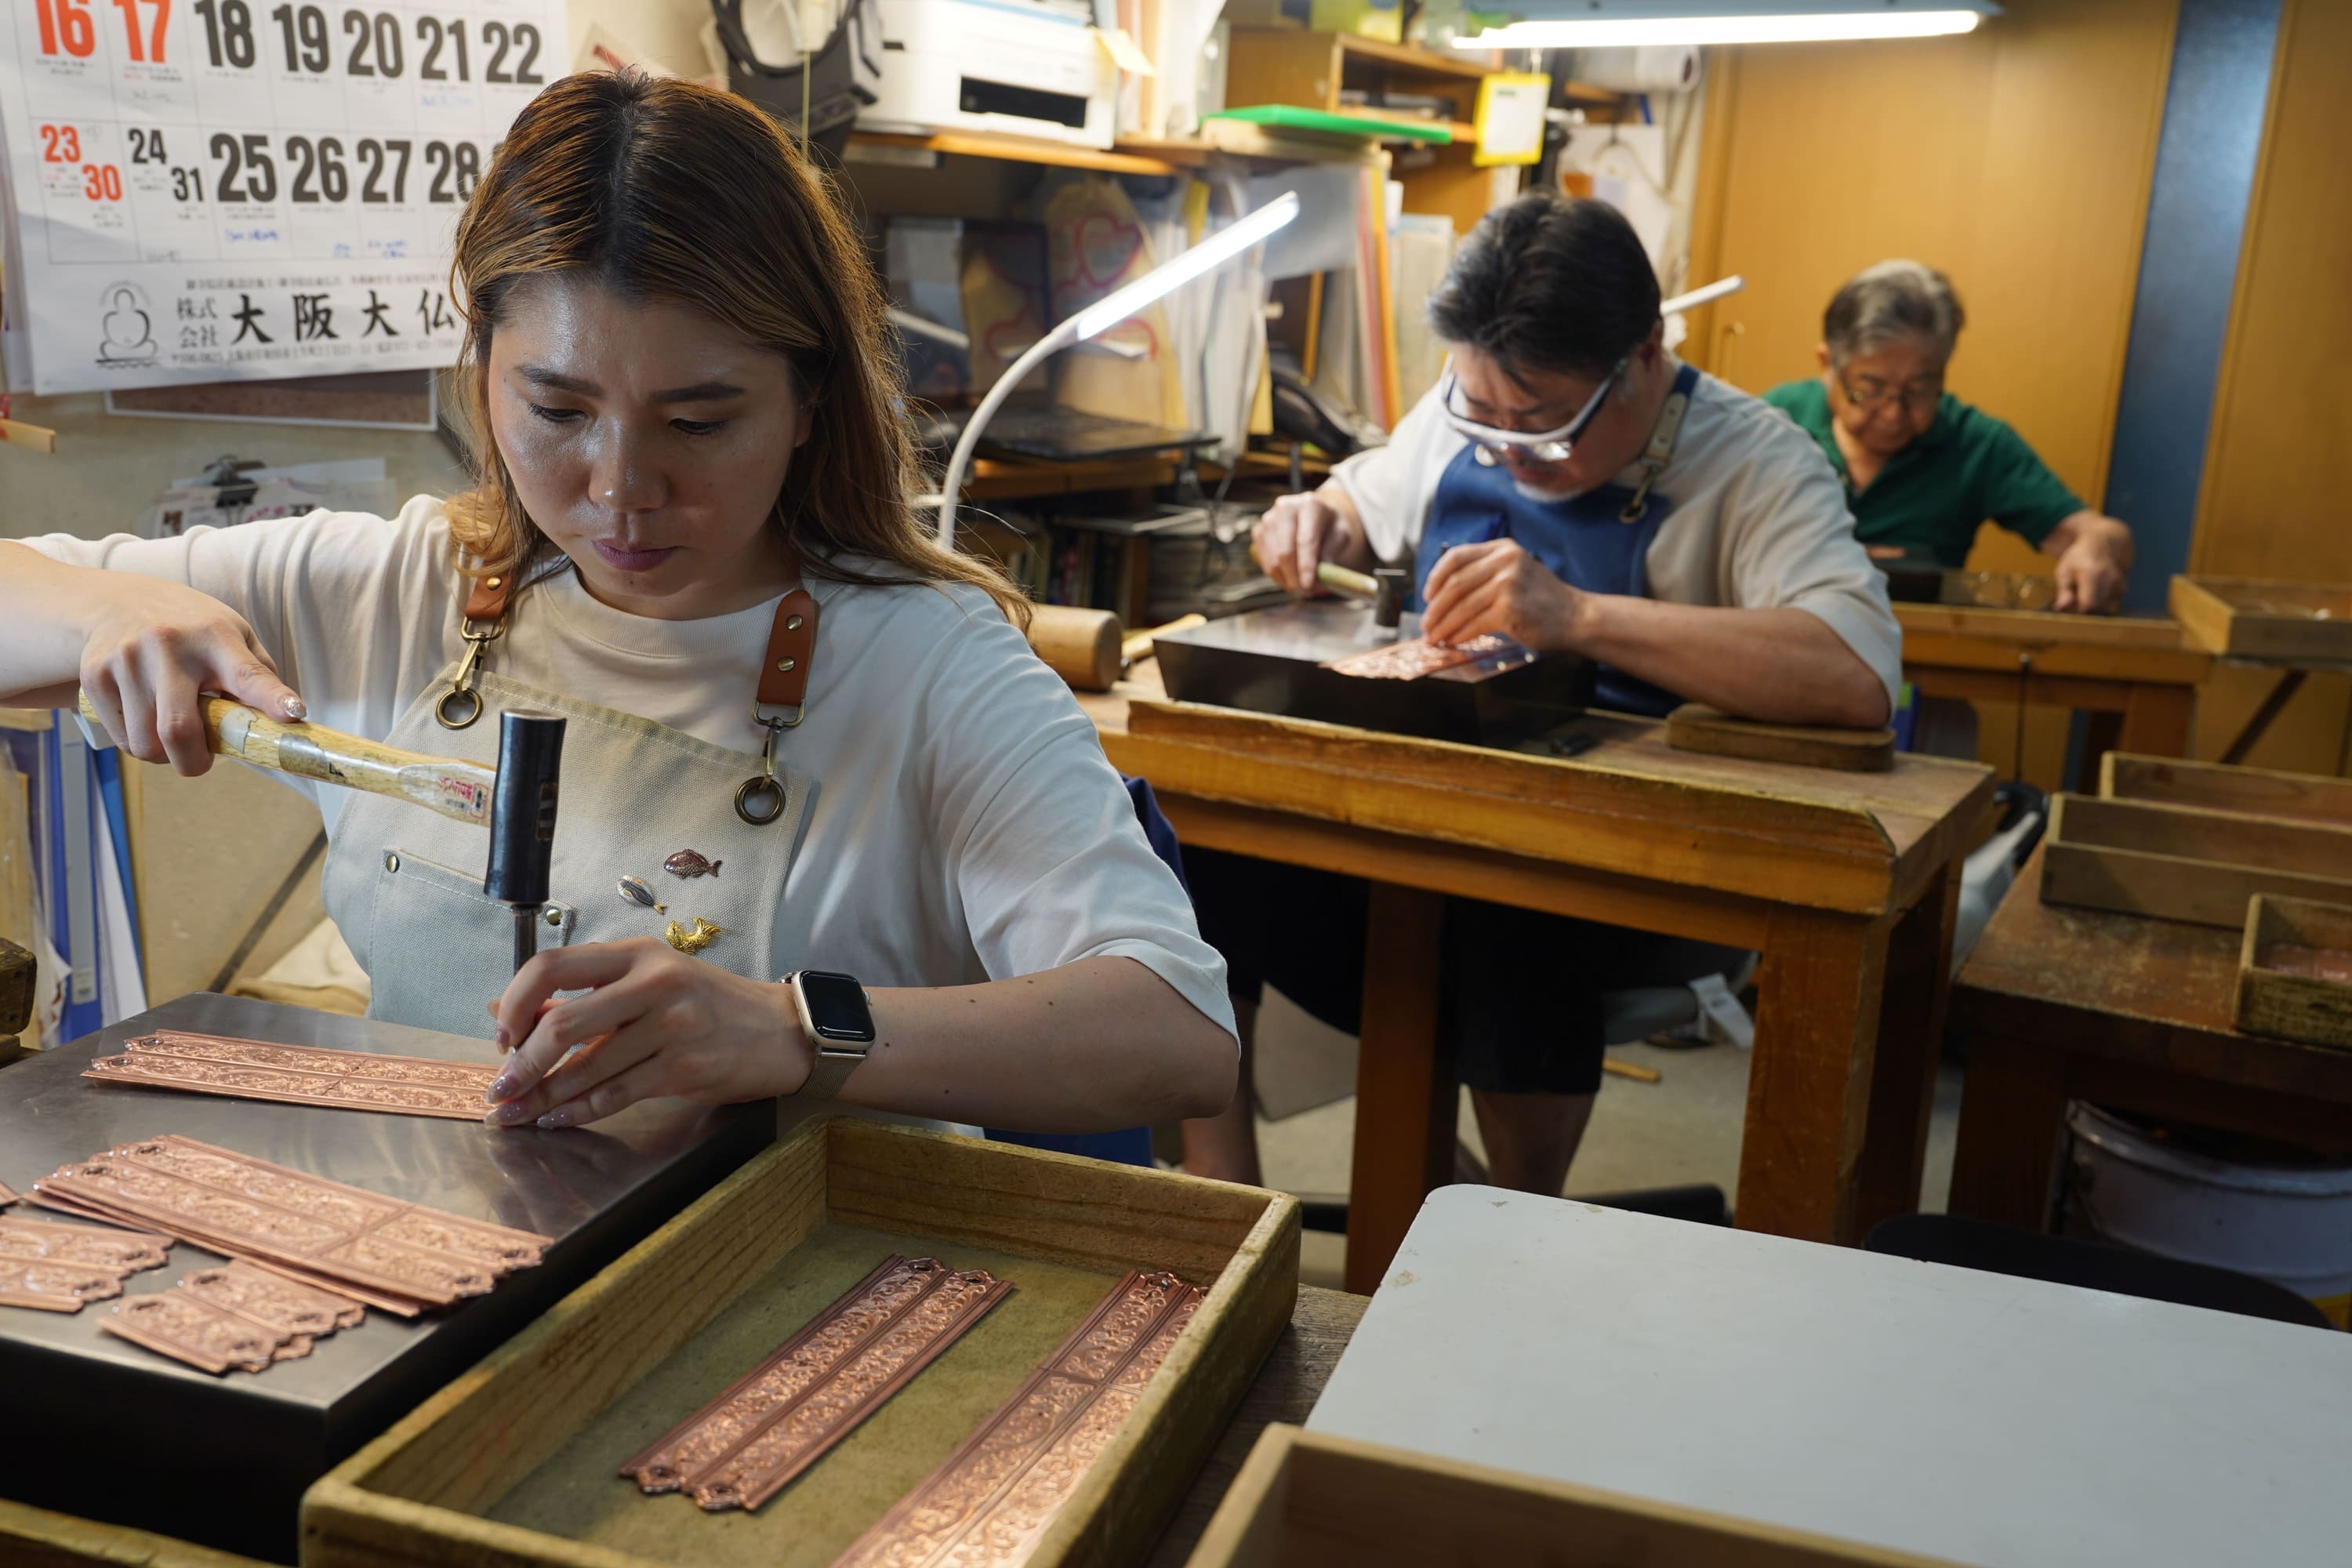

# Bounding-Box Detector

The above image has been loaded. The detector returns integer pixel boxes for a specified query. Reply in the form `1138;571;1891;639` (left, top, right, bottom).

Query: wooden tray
303;1116;1299;1568
1181;1425;1960;1567
1665;705;1894;772
2237;895;2352;1049
2042;793;2352;927
2169;575;2352;662
2102;753;2352;826
0;1497;269;1568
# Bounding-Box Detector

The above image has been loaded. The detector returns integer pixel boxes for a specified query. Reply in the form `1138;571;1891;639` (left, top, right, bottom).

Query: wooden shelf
845;131;1185;177
1327;30;1495;79
960;454;1179;499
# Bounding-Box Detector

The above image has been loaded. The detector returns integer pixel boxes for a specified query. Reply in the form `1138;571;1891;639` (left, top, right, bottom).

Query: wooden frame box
1181;1425;1961;1568
0;1497;269;1568
2169;575;2352;662
2042;793;2352;927
304;1116;1299;1568
2237;895;2352;1049
2103;753;2352;826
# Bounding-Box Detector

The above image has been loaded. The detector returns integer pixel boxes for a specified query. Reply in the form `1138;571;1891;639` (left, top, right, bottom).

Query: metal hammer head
1371;568;1407;629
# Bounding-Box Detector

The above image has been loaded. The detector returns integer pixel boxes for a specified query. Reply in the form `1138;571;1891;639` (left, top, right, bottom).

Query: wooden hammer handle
78;692;495;828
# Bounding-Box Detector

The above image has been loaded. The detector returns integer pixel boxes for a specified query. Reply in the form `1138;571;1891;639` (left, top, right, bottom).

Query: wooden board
1183;1425;1962;1568
2102;753;2352;826
1666;705;1894;772
304;1117;1299;1568
2042;792;2352;927
0;1497;268;1568
2169;575;2352;662
2237;895;2352;1050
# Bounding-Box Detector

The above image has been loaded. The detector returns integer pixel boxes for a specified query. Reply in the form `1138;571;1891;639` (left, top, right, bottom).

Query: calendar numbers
39;124;84;162
270;2;329;71
481;20;540;85
128;126;168;162
34;0;97;59
416;16;468;82
191;0;256;68
356;135;410;201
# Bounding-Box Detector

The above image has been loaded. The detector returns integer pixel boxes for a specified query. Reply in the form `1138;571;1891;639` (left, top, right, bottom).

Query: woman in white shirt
0;71;1236;1135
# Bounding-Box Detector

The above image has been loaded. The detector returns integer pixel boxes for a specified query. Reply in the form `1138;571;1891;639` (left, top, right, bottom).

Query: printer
859;0;1118;150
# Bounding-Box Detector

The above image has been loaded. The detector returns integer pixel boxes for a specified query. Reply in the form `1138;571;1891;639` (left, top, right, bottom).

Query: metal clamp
734;701;803;826
434;619;503;730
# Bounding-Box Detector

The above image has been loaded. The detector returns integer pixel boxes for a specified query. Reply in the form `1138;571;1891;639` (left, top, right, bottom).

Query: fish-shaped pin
619;877;667;914
663;916;724;956
663;850;723;880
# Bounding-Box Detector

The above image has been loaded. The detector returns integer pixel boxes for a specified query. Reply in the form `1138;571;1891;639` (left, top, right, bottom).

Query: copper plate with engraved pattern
82;1030;501;1120
0;1258;128;1312
622;1254;1013;1513
0;1212;173;1276
30;1135;548;1312
179;1259;365;1336
830;1269;1203;1568
100;1289;290;1374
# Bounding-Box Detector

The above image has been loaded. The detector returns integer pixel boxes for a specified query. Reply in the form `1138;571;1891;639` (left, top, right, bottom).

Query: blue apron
1412;363;1699;718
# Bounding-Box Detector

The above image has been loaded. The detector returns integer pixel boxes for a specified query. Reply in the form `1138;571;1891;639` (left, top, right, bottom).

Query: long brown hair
445;71;1025;623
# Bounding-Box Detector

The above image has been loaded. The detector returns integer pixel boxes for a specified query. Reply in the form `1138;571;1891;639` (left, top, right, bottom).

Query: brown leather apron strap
758;589;818;710
463;571;513;623
437;566;514;731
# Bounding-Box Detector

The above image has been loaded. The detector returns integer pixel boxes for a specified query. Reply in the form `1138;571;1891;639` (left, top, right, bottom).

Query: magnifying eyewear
1439;357;1625;466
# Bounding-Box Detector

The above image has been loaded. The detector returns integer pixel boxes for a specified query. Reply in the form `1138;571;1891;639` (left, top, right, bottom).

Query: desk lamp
935;191;1301;546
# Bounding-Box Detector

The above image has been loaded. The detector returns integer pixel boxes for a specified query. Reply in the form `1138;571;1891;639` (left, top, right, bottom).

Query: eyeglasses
1837;372;1943;411
1439;358;1624;466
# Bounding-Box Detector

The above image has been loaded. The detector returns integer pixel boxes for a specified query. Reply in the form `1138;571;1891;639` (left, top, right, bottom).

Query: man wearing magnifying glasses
1178;194;1900;1196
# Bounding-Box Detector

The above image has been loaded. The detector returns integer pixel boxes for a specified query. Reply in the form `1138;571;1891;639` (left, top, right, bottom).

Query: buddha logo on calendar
94;282;158;369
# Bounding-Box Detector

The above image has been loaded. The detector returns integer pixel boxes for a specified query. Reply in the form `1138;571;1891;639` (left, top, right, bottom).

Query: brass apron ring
435;620;503;731
735;702;804;826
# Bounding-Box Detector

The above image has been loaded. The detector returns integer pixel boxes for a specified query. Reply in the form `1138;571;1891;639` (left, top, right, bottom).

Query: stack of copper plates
82;1031;501;1120
832;1268;1203;1568
103;1261;370;1374
0;1211;172;1313
624;1255;1014;1513
30;1135;550;1319
1325;632;1520;681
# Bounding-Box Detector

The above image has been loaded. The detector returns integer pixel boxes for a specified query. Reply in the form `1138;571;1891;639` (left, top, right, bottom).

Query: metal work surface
0;992;771;1563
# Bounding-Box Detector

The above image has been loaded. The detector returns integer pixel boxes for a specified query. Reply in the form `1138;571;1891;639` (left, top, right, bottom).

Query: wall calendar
1;0;565;392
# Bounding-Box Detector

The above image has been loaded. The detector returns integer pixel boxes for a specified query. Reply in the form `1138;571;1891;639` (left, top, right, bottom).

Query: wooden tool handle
78;691;495;826
1026;604;1123;692
1316;561;1377;598
1122;613;1206;665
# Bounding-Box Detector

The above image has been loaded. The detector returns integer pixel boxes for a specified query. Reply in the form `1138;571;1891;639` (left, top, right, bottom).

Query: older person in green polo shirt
1765;260;2135;612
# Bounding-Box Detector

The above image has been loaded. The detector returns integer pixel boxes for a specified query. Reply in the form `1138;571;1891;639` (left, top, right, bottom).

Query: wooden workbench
1894;604;2209;782
1949;844;2352;1228
1083;663;1996;1289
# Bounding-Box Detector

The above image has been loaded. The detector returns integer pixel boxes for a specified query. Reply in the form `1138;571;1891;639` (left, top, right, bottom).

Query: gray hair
1823;260;1965;365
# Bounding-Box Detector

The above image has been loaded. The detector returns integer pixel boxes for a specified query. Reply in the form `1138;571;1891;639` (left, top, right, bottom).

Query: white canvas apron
318;662;818;1040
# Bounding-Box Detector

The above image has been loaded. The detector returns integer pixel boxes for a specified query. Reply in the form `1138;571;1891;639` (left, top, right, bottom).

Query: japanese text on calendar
2;0;564;392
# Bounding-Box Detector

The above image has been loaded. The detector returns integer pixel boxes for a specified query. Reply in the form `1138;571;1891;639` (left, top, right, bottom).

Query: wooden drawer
303;1116;1298;1568
2238;894;2352;1049
2169;575;2352;661
1181;1425;1961;1567
0;1497;268;1568
2101;753;2352;827
2042;792;2352;927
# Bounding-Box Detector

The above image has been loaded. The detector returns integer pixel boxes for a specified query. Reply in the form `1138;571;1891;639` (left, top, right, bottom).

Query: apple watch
786;970;875;1101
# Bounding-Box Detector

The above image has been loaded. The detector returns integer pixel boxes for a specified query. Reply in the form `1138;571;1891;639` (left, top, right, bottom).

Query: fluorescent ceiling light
1456;6;1991;49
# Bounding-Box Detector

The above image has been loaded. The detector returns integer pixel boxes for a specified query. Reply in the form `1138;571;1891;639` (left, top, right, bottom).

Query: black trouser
1186;848;1686;1096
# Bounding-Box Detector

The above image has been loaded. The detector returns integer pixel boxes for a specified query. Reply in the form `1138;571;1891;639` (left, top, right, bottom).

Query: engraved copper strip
0;1179;18;1205
621;1255;1012;1512
85;1051;493;1120
122;1031;502;1092
178;1260;365;1336
100;1290;288;1374
0;1213;173;1275
830;1270;1203;1568
0;1258;127;1312
1325;633;1515;681
237;1251;423;1319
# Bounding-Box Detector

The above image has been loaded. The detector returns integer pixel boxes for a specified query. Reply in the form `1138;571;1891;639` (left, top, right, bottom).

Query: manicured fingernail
281;695;307;720
485;1070;519;1104
537;1109;576;1131
491;1100;534;1125
492;1026;510;1051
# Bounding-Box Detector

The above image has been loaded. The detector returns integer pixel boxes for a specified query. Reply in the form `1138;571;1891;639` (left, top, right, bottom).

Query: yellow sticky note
1098;27;1157;76
1474;72;1551;167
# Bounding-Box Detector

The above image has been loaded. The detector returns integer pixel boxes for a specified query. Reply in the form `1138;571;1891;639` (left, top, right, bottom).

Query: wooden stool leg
1948;1033;2070;1229
1851;859;1962;1238
1739;906;1894;1244
1345;884;1454;1294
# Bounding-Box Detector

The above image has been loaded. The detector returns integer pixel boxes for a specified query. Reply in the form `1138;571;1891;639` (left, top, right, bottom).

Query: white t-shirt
1330;362;1904;712
21;498;1236;1041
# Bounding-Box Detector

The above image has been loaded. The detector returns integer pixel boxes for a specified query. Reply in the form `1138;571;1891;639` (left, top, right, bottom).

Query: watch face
798;971;875;1043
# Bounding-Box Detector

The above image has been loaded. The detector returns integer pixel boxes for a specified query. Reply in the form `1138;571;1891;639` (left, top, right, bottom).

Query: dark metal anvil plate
1153;599;1594;746
0;993;771;1563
